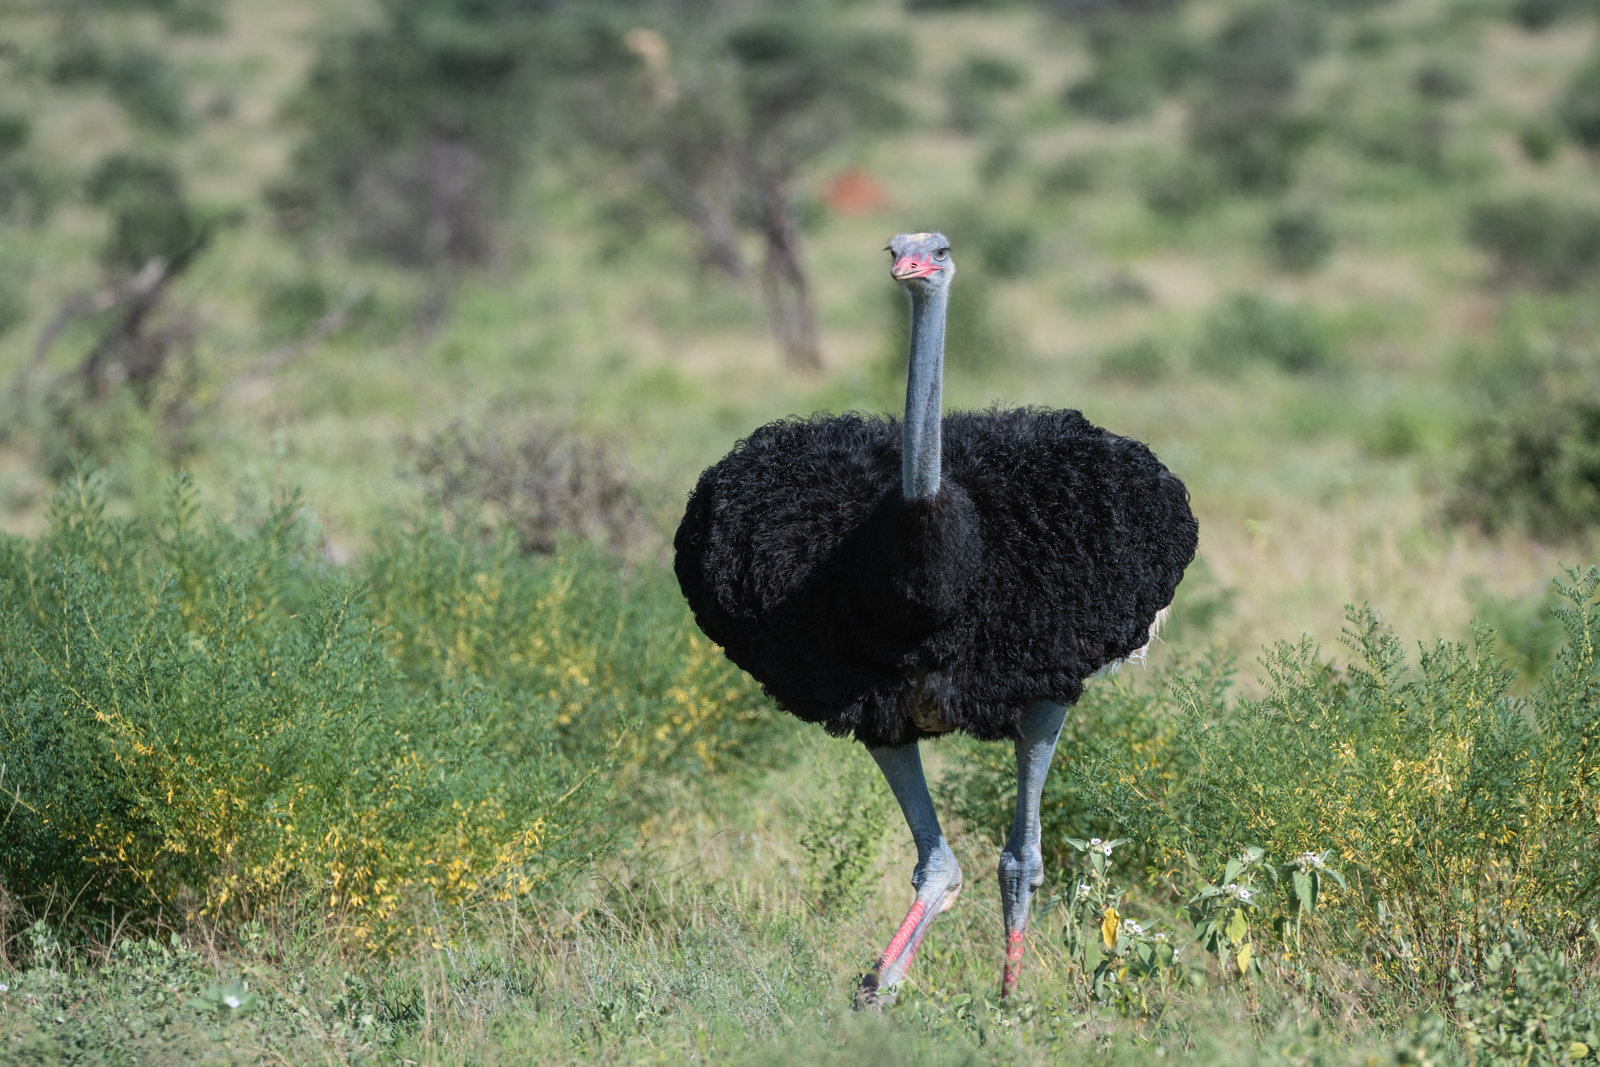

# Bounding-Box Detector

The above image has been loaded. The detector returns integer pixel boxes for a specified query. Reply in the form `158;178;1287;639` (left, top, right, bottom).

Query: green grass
5;0;1600;1061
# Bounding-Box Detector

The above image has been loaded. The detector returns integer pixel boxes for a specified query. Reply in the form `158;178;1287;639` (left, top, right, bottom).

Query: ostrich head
887;232;954;292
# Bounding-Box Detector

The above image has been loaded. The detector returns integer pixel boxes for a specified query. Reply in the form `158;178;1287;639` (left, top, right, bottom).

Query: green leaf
1224;858;1243;885
1226;907;1249;944
1294;870;1313;914
1328;868;1348;892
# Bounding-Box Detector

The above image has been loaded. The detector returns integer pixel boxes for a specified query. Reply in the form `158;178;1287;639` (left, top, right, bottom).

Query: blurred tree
275;0;906;371
569;2;909;372
1064;13;1200;122
86;155;204;272
268;0;547;270
1189;3;1323;194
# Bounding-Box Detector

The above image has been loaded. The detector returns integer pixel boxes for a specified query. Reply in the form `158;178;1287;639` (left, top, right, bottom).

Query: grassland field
2;0;1600;1061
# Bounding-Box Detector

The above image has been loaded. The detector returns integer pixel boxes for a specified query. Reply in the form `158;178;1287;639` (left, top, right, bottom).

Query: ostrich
674;232;1197;1003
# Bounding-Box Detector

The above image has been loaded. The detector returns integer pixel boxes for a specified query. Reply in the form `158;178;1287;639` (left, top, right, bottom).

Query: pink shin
876;900;927;969
1001;930;1026;997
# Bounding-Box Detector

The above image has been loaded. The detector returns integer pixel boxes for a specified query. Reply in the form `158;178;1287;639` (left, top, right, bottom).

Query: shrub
950;569;1600;998
946;54;1027;133
1097;338;1169;383
1066;16;1200;122
0;472;779;943
1468;197;1600;289
975;220;1036;278
0;478;599;940
1561;47;1600;150
106;50;190;133
1452;387;1600;538
1039;154;1100;197
1413;62;1472;101
407;418;655;558
1266;208;1334;273
85;154;204;272
1194;294;1332;376
1145;161;1220;219
1513;0;1592;28
1520;122;1562;164
1455;933;1600;1065
1188;4;1323;193
361;521;780;786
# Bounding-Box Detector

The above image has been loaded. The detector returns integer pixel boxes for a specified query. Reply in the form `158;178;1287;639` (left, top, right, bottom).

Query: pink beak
891;255;941;281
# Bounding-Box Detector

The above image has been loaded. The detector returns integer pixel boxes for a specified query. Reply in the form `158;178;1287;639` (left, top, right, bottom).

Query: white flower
1237;888;1254;903
1089;838;1103;847
1101;842;1115;856
0;984;8;992
223;994;242;1009
1076;884;1091;899
1122;920;1144;936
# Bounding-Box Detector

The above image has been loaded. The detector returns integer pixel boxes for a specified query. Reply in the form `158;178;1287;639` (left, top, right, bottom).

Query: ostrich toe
855;842;962;1009
997;843;1045;998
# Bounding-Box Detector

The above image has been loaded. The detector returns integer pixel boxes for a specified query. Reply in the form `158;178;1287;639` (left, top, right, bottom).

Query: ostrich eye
934;248;949;260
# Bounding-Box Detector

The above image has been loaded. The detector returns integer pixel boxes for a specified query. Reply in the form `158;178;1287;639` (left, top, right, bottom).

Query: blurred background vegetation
3;0;1600;660
4;0;1600;1061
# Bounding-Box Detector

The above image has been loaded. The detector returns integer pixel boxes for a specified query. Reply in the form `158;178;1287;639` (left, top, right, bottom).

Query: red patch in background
823;167;890;216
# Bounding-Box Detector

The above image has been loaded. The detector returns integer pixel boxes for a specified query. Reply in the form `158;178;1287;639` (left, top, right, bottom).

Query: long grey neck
902;287;947;501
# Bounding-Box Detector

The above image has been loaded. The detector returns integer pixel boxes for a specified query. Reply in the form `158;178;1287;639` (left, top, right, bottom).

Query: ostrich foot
997;845;1044;999
854;849;963;1009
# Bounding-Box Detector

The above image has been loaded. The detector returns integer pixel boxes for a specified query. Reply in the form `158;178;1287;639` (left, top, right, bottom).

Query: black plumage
674;406;1198;749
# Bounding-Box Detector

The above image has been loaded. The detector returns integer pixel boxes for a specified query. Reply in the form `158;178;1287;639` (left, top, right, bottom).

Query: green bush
949;568;1600;997
361;522;779;785
106;50;190;133
1194;294;1332;375
0;472;778;945
1145;160;1221;218
1097;338;1169;383
1455;933;1600;1065
1065;16;1199;122
1452;387;1600;537
1188;4;1323;193
85;154;204;271
1468;197;1600;290
1559;48;1600;150
946;54;1027;132
1266;207;1334;273
258;276;330;344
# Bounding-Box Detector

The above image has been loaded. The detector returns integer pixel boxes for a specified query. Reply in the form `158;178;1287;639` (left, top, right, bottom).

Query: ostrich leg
855;743;963;1007
998;700;1069;998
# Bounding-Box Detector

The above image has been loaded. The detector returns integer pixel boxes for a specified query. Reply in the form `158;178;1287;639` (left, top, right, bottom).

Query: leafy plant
1455;932;1600;1066
1469;196;1600;290
797;744;892;916
1098;338;1169;384
1194;294;1332;376
1560;48;1600;151
1266;208;1334;273
0;470;781;944
1187;846;1273;980
85;154;204;272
